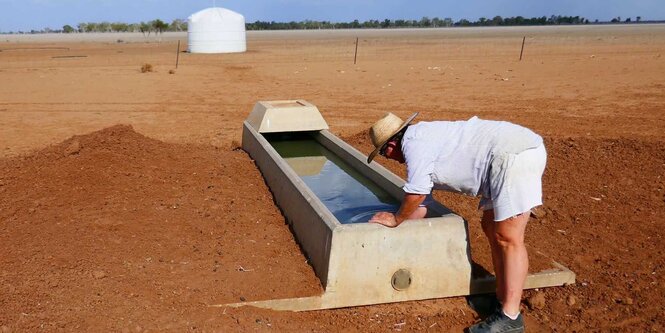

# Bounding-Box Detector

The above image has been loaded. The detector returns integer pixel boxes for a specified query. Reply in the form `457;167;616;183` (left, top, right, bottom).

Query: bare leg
494;212;530;315
481;210;505;303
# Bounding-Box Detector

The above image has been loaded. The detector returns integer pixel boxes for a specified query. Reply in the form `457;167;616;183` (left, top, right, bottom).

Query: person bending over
367;112;546;333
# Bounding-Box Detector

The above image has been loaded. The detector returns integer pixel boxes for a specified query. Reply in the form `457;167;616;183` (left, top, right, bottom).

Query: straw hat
367;112;418;163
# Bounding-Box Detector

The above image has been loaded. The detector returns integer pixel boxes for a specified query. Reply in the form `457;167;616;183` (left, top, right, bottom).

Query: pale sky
1;0;663;32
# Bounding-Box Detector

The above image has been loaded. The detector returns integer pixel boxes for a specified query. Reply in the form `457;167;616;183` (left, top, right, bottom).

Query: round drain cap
391;269;412;291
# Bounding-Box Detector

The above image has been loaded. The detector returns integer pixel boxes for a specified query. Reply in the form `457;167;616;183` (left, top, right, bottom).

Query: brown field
1;25;664;332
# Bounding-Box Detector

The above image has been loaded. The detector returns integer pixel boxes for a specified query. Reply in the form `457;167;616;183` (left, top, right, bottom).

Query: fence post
354;37;359;64
175;40;181;69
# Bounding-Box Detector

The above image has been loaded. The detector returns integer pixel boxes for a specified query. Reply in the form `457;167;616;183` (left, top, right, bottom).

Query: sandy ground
1;25;664;331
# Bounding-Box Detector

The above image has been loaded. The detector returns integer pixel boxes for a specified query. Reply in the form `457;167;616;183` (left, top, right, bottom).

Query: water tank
187;7;246;53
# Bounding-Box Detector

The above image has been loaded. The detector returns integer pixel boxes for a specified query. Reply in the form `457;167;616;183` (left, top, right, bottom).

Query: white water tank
187;7;246;53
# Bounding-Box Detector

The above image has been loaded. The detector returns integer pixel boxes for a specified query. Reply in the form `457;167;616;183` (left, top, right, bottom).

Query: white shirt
401;116;543;196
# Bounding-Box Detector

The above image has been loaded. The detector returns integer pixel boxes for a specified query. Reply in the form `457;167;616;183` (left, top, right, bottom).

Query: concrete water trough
229;100;574;311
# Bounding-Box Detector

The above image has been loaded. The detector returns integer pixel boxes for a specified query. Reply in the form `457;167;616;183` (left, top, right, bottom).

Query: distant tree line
58;19;187;35
1;15;658;34
246;15;599;30
610;16;643;23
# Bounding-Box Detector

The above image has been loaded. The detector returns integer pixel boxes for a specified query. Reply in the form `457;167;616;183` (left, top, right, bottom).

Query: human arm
370;133;431;227
369;193;426;228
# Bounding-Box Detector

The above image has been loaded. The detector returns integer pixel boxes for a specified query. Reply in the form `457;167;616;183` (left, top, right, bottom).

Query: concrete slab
216;261;575;311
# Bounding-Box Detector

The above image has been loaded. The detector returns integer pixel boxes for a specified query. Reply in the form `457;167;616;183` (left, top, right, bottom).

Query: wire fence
1;27;664;69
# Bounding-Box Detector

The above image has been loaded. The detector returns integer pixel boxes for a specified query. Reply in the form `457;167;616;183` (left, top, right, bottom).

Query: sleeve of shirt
402;138;435;195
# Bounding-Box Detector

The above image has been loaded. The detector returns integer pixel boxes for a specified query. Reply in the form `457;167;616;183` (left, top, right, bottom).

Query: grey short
479;144;547;221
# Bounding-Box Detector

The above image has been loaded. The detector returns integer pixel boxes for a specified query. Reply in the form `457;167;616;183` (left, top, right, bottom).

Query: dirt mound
0;125;322;331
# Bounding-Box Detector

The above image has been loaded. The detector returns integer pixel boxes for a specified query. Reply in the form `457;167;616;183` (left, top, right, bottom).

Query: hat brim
367;112;419;164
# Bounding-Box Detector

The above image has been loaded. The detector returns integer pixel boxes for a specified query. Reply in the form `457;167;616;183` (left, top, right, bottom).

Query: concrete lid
246;100;329;133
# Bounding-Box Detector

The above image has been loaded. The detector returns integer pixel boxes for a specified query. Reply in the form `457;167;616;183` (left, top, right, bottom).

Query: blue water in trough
267;133;399;224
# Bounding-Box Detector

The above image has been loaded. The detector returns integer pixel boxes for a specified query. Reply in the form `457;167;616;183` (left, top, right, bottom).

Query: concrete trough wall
242;122;335;287
242;121;474;305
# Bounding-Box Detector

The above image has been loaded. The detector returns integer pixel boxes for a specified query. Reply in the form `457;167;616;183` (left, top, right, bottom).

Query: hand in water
369;211;398;227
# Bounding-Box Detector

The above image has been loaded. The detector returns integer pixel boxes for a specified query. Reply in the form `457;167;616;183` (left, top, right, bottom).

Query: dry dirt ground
1;25;664;332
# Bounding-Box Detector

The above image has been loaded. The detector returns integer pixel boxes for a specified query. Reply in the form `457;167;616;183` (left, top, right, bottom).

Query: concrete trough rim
247;121;451;229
